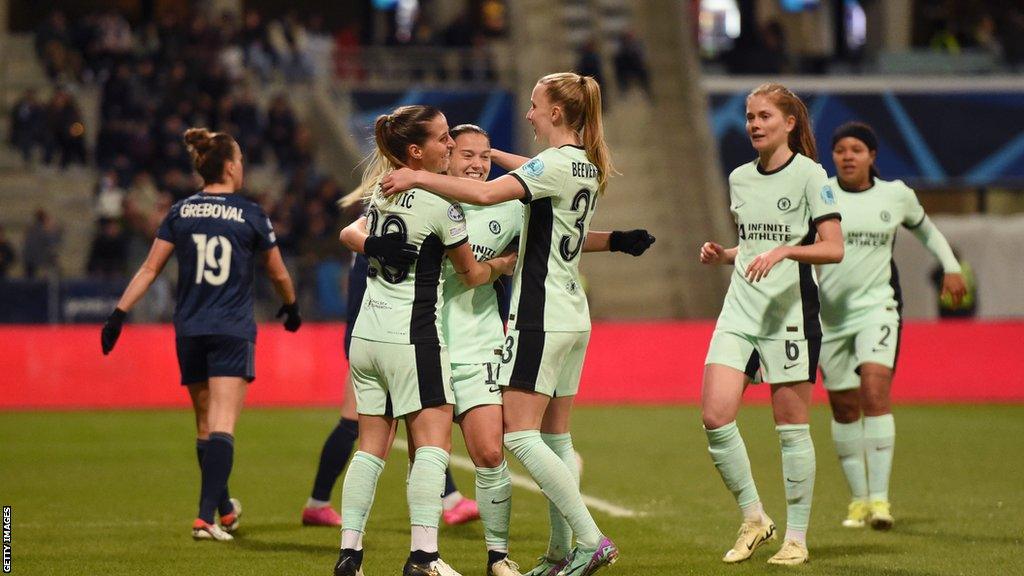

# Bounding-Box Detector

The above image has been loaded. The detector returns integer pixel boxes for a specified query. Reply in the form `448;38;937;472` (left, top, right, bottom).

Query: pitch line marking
393;439;643;518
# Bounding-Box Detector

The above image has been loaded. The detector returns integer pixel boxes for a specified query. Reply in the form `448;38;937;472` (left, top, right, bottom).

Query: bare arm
382;169;526;206
446;242;516;288
700;242;738;266
490;148;532;171
115;239;175;312
339;217;369;253
583;231;610;253
262;246;297;304
744;218;844;282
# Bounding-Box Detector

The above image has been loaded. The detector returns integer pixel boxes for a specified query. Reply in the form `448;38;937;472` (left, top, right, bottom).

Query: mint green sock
408;446;449;528
777;424;816;532
504;430;602;550
341;451;386;533
831;419;868;500
541;432;579;559
705;421;761;511
863;414;895;502
475;461;512;552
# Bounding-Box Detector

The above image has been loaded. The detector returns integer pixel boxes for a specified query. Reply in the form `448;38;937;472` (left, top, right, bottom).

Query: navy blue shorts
176;335;255;385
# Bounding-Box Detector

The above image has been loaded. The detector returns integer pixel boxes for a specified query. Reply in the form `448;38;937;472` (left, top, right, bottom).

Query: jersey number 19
191;233;232;286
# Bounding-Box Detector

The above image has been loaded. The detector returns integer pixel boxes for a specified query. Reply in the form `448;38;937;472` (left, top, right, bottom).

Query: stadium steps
507;0;731;319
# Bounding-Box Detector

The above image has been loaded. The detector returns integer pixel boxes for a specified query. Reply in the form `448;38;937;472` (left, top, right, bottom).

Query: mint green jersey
507;145;599;332
442;201;523;363
818;177;926;336
716;153;841;339
352;188;468;344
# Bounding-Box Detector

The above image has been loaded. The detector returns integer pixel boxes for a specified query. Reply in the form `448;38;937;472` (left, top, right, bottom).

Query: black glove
609;229;656;256
364;232;418;268
101;308;127;355
276;302;302;332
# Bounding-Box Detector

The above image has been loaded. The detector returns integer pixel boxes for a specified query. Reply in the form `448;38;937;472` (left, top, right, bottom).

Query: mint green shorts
820;322;901;391
451;361;503;417
499;328;590;398
705;330;821;385
349;337;454;418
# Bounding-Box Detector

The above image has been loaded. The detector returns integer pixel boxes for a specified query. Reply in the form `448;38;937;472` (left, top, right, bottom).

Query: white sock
740;500;764;522
784;528;806;545
411;525;439;552
441;490;463;511
340;529;363;550
306;497;332;508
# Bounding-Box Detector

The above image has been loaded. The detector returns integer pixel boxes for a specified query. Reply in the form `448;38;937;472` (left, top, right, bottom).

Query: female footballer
698;83;843;565
820;122;966;530
381;73;655;576
100;128;301;541
331;105;515;576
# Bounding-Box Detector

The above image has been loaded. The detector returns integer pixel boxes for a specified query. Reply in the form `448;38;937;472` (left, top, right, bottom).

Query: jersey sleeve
250;206;278;251
509;148;564;204
899;181;927;229
434;199;469;249
804;163;842;224
155;204;179;243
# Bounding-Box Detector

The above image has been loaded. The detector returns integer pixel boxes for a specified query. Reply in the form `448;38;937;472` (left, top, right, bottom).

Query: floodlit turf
2;405;1022;575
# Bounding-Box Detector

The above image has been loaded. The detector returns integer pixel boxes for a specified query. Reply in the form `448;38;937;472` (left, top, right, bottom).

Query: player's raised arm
583;229;656;255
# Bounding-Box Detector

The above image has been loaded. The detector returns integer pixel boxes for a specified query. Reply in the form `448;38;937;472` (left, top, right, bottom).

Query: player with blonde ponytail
382;72;655;576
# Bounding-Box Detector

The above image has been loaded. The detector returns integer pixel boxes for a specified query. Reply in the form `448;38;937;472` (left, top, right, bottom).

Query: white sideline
393;439;642;518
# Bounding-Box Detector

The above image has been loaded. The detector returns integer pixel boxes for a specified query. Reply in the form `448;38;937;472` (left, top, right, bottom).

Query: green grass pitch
2;405;1022;575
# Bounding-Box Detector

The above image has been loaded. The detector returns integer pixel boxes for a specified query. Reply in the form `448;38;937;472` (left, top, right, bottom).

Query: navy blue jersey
157;192;276;341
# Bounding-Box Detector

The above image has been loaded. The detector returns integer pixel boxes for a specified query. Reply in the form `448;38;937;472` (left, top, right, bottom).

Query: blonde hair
340;105;443;208
538;72;617;193
747;83;817;162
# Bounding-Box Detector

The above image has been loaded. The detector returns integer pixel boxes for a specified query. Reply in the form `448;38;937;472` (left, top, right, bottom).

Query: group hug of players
99;73;964;575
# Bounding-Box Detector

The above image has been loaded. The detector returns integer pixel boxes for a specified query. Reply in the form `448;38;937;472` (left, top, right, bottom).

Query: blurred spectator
9;89;46;164
613;30;652;100
480;0;509;38
35;11;73;80
266;94;298;170
723;19;788;74
972;13;1004;61
22;209;63;279
86;218;130;279
575;40;606;92
44;88;88;169
0;226;16;279
95;169;127;219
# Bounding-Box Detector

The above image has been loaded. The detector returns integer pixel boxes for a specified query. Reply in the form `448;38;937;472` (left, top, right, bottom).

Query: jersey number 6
559;188;592;262
191;234;232;286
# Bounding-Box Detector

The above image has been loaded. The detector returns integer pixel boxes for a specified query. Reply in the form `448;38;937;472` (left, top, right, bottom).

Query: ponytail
539;72;618;194
748;83;817;162
343;105;443;208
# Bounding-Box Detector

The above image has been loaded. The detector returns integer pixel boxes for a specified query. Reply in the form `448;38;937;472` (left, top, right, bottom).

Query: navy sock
442;467;458;498
196;438;234;516
198;432;234;523
311;418;359;502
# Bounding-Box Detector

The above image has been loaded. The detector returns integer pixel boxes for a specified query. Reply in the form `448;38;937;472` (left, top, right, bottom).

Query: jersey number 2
191;234;232;286
559;189;592;262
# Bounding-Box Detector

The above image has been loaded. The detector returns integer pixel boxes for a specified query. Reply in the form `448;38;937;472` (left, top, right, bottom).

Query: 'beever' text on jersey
571;161;598;179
